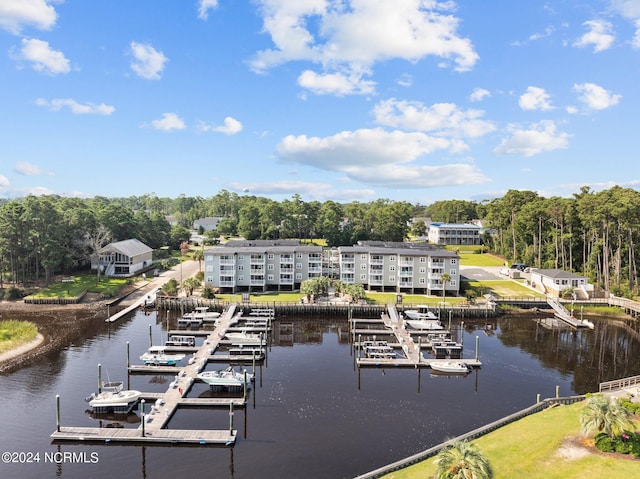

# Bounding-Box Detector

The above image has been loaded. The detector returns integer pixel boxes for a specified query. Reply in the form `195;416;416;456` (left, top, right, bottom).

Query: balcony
429;261;445;268
398;259;414;266
308;266;322;273
220;281;235;287
220;259;235;266
369;276;383;286
279;275;294;284
370;257;384;265
250;256;265;264
280;256;294;264
399;267;413;277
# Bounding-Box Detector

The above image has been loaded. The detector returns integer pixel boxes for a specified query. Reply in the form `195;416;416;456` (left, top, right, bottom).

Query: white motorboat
165;335;196;347
405;319;444;330
404;306;438;321
224;331;263;342
429;360;469;374
183;307;221;322
86;381;142;409
140;346;185;366
197;366;254;388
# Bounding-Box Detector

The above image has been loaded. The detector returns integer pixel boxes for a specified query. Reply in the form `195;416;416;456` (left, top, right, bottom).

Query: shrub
202;285;216;299
595;434;616;453
620;398;640;415
4;287;24;300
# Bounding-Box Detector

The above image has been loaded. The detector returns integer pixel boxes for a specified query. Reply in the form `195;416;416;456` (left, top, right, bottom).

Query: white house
529;268;594;299
193;217;224;231
427;223;482;246
93;238;153;278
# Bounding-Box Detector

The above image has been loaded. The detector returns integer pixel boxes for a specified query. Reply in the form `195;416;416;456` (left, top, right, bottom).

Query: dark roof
531;268;586;279
339;244;458;258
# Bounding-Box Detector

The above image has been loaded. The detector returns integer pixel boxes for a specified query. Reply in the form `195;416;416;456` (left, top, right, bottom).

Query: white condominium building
338;241;460;296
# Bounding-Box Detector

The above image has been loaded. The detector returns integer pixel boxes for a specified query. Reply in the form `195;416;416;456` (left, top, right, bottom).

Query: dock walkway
547;297;591;328
52;304;255;446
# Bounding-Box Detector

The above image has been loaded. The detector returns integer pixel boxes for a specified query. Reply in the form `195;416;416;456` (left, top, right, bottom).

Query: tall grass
0;320;38;354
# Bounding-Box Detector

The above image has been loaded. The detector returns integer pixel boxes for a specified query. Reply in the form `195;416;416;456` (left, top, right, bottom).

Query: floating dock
52;305;271;446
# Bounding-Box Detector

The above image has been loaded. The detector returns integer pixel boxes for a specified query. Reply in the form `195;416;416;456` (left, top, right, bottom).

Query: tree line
0;185;638;296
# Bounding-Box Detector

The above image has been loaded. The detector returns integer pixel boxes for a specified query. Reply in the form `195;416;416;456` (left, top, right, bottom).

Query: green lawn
384;401;640;479
24;273;129;299
459;252;506;267
0;320;38;354
216;292;305;303
463;279;545;299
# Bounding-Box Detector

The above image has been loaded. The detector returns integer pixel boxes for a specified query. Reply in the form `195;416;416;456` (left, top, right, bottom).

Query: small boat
404;306;438;322
85;381;142;410
182;307;221;322
165;335;196;347
224;331;263;342
581;319;595;329
429;360;469;374
197;366;254;388
140;346;185;366
405;319;444;330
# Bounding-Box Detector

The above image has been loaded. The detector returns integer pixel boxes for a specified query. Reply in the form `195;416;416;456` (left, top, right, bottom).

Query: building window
450;269;456;275
419;278;425;284
450;280;456;286
267;274;274;281
238;255;244;261
389;276;395;282
360;263;367;270
296;263;302;269
206;265;213;272
238;275;244;281
420;257;426;263
389;256;396;261
361;254;367;260
296;253;302;259
268;254;274;260
451;258;457;265
296;273;302;280
238;265;244;271
267;264;274;270
360;274;367;280
419;267;426;274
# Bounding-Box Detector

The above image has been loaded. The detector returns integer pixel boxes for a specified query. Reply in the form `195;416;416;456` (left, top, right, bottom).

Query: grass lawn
0;320;38;354
24;273;129;299
366;292;466;306
459;253;506;267
463;279;545;299
216;292;305;303
383;401;640;479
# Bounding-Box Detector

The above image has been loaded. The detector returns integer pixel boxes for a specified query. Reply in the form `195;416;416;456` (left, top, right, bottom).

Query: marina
52;304;270;446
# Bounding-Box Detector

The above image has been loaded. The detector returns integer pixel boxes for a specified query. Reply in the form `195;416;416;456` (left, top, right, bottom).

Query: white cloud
0;0;57;34
197;0;218;20
13;37;70;74
251;0;478;95
129;41;168;80
198;117;243;135
227;180;375;201
573;19;615;52
373;98;496;139
469;88;490;102
494;120;570;157
519;86;553;111
13;161;54;176
529;26;554;42
276;127;489;188
573;82;621;110
297;69;375;95
0;174;9;186
609;0;640;48
35;98;115;115
396;73;413;88
150;113;186;131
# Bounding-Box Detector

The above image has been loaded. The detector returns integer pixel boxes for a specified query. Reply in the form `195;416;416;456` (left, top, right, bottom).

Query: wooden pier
546;297;592;329
52;304;266;446
352;305;481;371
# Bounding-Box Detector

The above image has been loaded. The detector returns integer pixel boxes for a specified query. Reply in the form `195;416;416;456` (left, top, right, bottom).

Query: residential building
427;222;482;246
204;240;323;293
529;269;594;299
193;217;224;231
92;238;153;278
337;241;460;296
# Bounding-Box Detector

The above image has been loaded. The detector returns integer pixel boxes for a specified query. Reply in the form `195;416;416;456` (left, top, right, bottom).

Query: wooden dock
547;297;592;328
353;305;481;370
54;305;253;446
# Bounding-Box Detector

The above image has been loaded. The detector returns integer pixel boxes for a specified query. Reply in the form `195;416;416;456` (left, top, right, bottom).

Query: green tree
434;440;493;479
580;394;634;438
441;272;451;303
193;248;204;271
161;278;179;296
181;277;201;296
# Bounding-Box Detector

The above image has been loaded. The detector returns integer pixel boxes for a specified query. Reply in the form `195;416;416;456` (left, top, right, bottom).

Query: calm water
1;309;640;479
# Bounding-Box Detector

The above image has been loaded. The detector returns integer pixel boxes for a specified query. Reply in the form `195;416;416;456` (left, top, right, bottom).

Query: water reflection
2;310;640;479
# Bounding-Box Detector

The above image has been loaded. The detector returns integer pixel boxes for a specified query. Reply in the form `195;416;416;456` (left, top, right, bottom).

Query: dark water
1;310;640;479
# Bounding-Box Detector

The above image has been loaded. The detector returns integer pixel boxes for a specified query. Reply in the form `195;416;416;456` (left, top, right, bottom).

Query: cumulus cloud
494;120;570;157
35;98;115;115
150;113;186;131
13;38;70;75
610;0;640;48
0;174;9;186
297;69;376;96
13;161;54;176
573;82;621;110
276;128;489;188
197;0;218;20
0;0;57;34
469;88;491;102
250;0;478;95
373;98;496;139
129;41;168;80
519;86;554;111
573;19;615;52
198;117;243;135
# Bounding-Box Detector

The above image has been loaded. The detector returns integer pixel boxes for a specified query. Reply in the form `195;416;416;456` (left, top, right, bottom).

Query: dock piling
126;341;130;368
475;336;479;361
98;363;102;393
149;324;152;348
141;399;146;436
56;394;60;432
229;402;234;435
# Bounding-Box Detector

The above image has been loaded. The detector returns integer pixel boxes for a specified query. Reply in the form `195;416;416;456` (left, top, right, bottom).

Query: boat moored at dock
85;381;142;412
139;346;185;366
197;366;254;388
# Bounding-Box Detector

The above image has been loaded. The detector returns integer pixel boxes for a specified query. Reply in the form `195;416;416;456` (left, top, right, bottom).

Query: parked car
510;263;529;271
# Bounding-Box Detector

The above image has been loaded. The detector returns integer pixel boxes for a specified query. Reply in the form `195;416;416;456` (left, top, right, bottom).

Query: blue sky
1;1;639;205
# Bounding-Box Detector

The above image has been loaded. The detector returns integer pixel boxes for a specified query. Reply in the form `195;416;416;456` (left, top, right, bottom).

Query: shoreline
0;333;44;364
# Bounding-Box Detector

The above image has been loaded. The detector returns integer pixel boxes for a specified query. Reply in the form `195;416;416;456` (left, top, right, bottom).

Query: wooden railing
599;375;640;392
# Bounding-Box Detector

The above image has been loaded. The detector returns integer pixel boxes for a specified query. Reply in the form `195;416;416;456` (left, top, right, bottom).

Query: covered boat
140;346;185;366
197;366;254;388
